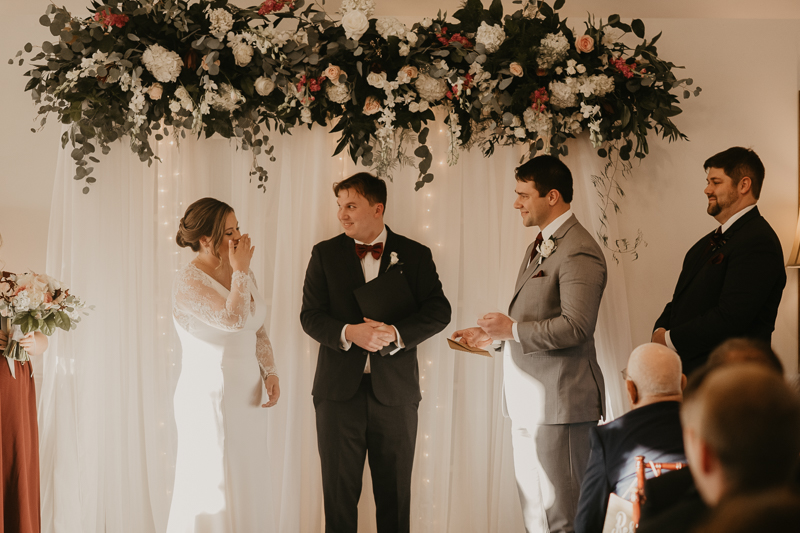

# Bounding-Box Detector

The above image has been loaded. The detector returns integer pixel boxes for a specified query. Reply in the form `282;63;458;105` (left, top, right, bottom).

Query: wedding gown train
169;264;277;533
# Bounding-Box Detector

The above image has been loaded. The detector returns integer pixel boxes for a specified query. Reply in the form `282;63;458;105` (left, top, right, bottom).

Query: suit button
363;350;369;356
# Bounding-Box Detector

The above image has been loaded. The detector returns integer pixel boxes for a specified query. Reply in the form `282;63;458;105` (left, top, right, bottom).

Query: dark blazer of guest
654;207;785;375
301;226;451;406
574;401;686;533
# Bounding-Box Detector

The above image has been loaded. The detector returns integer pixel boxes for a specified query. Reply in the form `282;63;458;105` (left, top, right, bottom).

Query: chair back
632;455;687;525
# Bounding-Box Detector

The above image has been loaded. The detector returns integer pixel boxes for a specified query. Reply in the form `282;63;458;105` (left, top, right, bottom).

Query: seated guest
641;364;800;533
706;337;783;374
694;488;800;533
639;337;787;531
574;344;686;533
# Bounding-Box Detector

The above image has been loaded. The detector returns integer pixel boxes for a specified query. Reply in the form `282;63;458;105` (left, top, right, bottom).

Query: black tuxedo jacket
300;227;451;406
574;401;686;533
654;207;785;375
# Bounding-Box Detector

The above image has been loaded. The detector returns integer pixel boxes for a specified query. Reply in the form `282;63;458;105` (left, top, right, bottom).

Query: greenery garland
15;0;698;218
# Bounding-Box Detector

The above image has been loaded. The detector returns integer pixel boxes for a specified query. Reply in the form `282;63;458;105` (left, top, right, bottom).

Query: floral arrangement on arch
16;0;699;194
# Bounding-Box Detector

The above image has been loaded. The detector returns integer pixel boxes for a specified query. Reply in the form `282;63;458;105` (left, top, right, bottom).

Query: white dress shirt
663;204;757;350
512;209;574;343
338;226;405;372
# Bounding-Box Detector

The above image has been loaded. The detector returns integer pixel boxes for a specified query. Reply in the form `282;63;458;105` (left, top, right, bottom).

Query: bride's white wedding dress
168;263;277;533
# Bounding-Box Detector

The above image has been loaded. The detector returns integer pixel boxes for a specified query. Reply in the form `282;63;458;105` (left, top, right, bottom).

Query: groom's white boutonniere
385;251;403;272
537;237;557;265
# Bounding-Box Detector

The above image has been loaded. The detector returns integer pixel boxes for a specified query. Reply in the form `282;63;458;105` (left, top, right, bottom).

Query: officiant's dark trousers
314;374;419;533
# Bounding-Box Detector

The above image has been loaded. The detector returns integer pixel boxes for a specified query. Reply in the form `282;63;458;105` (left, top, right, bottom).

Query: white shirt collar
355;225;387;246
720;204;756;234
540;209;573;240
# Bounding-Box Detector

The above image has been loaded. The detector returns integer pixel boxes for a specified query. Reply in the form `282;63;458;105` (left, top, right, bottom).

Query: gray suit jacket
507;214;607;425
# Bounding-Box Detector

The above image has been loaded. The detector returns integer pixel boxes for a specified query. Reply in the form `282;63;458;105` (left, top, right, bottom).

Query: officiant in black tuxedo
652;147;786;375
300;172;451;533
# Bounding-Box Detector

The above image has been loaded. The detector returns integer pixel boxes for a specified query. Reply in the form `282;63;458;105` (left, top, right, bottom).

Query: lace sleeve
248;271;278;379
173;265;252;332
255;326;278;380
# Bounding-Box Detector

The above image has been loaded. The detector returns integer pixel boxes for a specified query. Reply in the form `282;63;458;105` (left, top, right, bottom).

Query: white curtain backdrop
38;117;631;533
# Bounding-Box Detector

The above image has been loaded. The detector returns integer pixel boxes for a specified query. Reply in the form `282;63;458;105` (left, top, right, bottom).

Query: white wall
2;2;799;373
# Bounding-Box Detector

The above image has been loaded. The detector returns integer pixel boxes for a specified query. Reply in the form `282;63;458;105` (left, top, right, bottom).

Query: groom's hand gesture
345;318;395;352
451;327;493;349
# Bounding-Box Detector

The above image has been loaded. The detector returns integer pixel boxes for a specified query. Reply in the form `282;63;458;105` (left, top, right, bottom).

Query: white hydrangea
579;74;615;98
376;17;407;40
399;43;410;56
475;21;506;54
340;0;375;17
523;109;553;146
548;78;580;109
207;8;234;36
326;82;351;104
414;73;448;102
142;44;183;83
537;33;570;69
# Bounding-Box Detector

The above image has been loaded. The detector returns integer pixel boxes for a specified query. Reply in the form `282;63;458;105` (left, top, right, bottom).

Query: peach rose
576;34;595;53
400;65;418;79
397;65;419;84
146;83;163;100
363;95;382;116
324;65;343;85
509;62;523;77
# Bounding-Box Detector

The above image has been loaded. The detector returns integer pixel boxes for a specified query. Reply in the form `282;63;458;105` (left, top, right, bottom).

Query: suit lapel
510;215;578;305
378;227;395;276
674;207;760;298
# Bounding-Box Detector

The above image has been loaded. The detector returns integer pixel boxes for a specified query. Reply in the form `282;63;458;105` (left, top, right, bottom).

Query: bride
169;197;279;533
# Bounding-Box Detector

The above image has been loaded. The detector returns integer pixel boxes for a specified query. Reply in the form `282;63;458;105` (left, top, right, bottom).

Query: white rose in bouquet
142;44;183;83
230;40;254;67
342;11;370;41
255;76;276;96
367;71;387;89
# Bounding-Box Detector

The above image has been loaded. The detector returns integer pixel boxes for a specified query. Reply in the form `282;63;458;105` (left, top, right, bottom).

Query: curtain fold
39;122;629;533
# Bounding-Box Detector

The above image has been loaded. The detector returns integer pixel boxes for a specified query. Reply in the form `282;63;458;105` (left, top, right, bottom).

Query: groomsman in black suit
300;173;451;533
652;147;786;375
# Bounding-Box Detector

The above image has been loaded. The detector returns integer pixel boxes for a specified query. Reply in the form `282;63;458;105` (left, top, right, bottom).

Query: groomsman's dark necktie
530;232;544;266
709;227;724;251
355;242;384;260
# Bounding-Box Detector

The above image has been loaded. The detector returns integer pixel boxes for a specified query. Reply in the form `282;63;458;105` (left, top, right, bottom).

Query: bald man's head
626;343;684;407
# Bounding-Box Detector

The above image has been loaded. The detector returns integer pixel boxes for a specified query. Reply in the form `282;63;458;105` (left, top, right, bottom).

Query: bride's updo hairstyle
176;198;234;261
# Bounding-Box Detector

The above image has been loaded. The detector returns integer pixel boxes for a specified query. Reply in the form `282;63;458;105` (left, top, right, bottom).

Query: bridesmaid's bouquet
0;271;90;364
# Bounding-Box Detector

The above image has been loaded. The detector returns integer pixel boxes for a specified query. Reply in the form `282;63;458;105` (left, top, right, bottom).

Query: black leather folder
353;267;418;355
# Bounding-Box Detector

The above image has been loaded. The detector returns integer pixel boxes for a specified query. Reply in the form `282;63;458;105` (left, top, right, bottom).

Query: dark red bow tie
355;242;384;260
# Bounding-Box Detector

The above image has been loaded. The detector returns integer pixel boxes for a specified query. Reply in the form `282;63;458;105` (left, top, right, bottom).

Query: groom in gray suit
454;155;607;533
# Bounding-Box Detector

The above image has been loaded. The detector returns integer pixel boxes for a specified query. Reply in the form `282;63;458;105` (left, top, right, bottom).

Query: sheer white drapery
40;121;630;533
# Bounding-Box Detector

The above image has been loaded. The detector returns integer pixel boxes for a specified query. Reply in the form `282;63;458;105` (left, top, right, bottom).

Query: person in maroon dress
0;236;49;533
